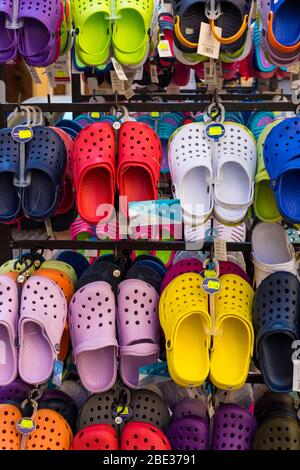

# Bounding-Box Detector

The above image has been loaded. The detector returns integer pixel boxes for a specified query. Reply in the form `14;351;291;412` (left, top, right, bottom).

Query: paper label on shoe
186;27;194;35
111;57;128;81
0;341;6;365
110;71;126;94
293;359;300;391
214;238;228;261
158;39;172;58
150;64;159;84
25;64;42;85
198;22;222;59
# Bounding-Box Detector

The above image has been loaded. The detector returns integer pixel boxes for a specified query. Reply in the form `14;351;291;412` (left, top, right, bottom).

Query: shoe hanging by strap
210;0;250;46
267;12;300;54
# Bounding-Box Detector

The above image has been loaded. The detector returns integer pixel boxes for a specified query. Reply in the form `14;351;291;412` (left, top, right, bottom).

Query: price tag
150;64;159;84
12;126;33;143
25;64;42;84
47;57;71;85
110;71;126;94
293;359;300;392
203;270;218;278
204;61;217;86
202;277;221;294
16;418;35;435
198;22;222;59
90;112;101;119
157;40;172;58
111;57;128;81
134;67;144;81
206;123;225;142
214;237;228;261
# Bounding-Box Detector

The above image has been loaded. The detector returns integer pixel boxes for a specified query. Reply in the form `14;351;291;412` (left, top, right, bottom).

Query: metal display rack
0;70;298;385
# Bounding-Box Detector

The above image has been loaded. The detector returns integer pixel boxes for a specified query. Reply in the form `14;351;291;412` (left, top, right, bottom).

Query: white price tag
111;57;128;81
46;67;56;88
150;64;159;84
293;359;300;391
198;22;222;59
46;57;70;86
157;40;172;58
25;65;42;85
214;238;228;261
135;67;144;81
110;71;126;94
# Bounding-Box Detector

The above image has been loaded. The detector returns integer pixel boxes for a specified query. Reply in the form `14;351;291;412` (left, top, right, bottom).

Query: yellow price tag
90;112;101;119
208;126;222;136
159;43;168;50
20;419;34;429
150;112;160;118
56;70;67;78
19;129;32;139
204;270;217;278
207;280;221;290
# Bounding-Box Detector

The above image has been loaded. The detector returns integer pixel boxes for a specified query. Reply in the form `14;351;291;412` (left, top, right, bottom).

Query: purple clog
0;0;18;62
17;0;62;66
117;279;160;389
167;416;209;450
161;258;203;293
69;281;117;393
18;276;67;385
172;398;208;421
212;404;257;450
0;274;19;386
0;378;29;404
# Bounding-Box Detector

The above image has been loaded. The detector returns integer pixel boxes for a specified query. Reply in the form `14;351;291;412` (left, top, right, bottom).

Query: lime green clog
254;119;283;223
72;0;112;66
113;0;154;66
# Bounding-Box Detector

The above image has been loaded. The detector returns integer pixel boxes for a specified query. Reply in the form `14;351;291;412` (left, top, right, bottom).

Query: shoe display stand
0;69;298;386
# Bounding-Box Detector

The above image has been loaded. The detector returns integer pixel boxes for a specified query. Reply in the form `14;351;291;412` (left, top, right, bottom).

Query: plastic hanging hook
106;0;121;20
205;0;222;20
12;105;33;188
6;0;23;29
